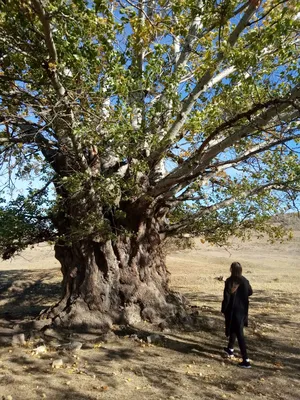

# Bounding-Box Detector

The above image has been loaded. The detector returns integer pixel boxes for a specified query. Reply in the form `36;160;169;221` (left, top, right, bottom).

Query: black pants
228;318;248;361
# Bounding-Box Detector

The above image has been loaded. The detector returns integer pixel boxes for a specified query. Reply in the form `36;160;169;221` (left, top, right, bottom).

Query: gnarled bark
43;224;185;332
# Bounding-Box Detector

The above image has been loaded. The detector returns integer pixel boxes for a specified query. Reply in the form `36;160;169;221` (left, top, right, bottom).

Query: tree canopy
0;0;300;258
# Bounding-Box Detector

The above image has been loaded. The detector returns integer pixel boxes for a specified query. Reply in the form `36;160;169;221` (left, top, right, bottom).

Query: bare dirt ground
0;233;299;400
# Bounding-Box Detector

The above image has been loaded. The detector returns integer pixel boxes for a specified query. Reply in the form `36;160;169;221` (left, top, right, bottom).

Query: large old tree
0;0;299;329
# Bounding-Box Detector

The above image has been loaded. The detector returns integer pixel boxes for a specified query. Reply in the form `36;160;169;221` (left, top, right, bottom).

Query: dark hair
230;262;242;278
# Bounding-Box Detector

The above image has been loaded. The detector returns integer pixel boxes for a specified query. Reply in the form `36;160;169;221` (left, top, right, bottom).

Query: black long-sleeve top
221;276;253;319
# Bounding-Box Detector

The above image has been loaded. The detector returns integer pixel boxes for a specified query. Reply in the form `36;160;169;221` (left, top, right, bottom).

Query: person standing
221;262;253;368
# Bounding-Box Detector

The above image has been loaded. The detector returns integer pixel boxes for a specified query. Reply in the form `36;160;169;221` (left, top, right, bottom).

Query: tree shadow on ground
0;269;61;319
91;331;300;400
159;289;300;379
0;271;300;399
185;291;222;305
0;343;121;399
250;288;300;307
3;334;300;400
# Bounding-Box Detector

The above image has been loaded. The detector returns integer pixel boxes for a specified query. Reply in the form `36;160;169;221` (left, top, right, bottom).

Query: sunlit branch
31;0;65;97
149;1;263;166
150;86;300;197
162;180;299;235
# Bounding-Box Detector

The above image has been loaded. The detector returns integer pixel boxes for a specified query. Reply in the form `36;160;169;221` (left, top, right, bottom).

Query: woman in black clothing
221;262;253;368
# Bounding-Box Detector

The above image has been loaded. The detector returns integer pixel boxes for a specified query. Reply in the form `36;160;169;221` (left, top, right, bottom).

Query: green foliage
0;0;299;256
0;194;54;259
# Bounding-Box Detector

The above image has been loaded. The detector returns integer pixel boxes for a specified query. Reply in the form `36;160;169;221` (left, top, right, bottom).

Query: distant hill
272;212;300;230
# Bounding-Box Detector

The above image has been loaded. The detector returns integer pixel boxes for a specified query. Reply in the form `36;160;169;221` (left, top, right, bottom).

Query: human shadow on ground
1;270;300;399
1;318;300;399
94;327;300;399
160;289;300;378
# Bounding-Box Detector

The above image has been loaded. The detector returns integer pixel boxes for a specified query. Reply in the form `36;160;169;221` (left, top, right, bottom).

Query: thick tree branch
31;0;57;62
173;0;204;72
163;129;300;203
0;119;57;148
27;1;91;173
174;2;249;73
150;86;300;197
167;125;300;201
162;180;299;235
211;130;300;170
198;99;299;155
248;0;288;26
31;0;65;97
149;1;262;166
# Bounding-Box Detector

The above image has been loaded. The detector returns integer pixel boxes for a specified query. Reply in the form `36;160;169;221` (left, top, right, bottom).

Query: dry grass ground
0;232;299;400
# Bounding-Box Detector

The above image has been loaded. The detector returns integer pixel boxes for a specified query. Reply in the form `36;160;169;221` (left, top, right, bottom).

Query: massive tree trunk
37;144;188;331
44;220;185;331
